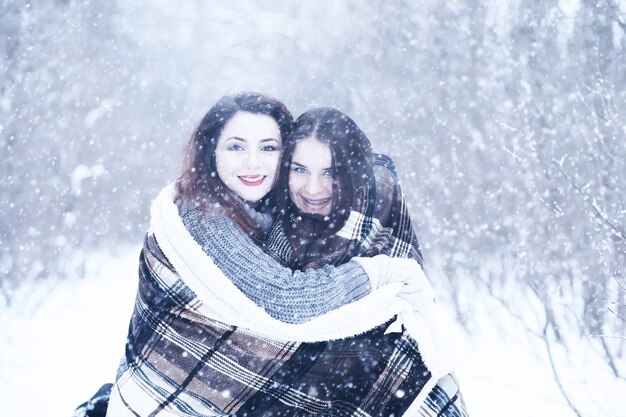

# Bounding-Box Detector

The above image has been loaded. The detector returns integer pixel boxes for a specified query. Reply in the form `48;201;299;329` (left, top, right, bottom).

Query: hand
357;255;436;309
384;257;425;287
353;254;408;289
396;267;436;313
353;255;426;291
384;258;436;311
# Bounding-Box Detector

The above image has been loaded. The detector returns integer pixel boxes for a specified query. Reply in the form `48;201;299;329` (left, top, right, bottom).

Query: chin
299;207;331;216
240;191;269;203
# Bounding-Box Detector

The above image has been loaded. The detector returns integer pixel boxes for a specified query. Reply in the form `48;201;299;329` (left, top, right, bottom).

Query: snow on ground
0;246;139;417
1;248;625;417
454;288;626;417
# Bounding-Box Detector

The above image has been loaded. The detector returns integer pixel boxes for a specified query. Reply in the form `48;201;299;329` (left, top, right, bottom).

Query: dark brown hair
272;107;373;268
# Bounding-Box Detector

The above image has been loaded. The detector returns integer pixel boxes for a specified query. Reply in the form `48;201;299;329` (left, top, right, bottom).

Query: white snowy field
1;247;625;417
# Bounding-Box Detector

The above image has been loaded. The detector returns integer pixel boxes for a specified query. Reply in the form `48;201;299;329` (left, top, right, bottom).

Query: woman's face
215;111;282;202
288;136;334;216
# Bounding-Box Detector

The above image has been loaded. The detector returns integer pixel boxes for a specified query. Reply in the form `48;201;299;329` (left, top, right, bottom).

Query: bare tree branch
612;273;626;293
607;306;626;323
592;334;626;340
526;143;626;244
604;0;626;34
542;313;584;417
599;334;625;380
550;158;626;243
475;275;544;338
0;278;11;307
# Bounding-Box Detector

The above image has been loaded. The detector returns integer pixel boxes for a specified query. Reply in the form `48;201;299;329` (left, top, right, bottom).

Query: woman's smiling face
288;136;334;216
215;111;282;202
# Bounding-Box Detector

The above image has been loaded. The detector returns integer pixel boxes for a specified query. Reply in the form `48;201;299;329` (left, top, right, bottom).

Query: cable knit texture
178;200;371;323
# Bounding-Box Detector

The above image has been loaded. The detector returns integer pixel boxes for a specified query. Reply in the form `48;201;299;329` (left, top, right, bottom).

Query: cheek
288;175;300;196
214;152;232;175
267;154;281;173
215;153;245;185
214;151;225;174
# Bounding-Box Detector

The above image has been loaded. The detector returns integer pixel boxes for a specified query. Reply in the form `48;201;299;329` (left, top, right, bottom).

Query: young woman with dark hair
175;92;294;239
270;107;376;268
256;107;468;417
82;93;421;417
266;107;425;270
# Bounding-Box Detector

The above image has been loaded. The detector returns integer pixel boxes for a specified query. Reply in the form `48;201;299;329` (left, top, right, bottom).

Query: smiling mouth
238;175;267;186
301;196;332;208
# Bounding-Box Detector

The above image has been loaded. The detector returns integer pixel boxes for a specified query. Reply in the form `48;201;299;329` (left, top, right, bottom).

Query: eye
261;144;280;152
323;169;333;177
292;165;308;174
227;144;244;151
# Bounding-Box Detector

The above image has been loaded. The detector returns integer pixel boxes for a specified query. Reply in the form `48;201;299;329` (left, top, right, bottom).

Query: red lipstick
238;175;267;186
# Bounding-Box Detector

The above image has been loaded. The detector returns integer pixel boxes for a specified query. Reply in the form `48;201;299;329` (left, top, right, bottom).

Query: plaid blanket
104;178;467;416
266;154;424;270
336;153;423;263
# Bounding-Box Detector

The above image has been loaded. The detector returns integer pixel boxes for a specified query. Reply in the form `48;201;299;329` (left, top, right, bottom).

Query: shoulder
372;153;400;184
177;200;239;243
372;152;397;173
180;205;235;231
181;206;261;259
371;153;401;194
178;196;225;218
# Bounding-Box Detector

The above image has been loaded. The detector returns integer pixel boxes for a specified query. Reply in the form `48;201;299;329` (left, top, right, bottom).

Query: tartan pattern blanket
265;154;424;270
105;180;467;416
336;153;422;263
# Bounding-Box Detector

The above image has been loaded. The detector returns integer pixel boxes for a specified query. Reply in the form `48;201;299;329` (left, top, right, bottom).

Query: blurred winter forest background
1;0;625;414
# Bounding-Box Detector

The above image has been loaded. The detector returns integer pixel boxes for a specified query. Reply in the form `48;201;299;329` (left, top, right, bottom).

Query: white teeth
303;197;330;205
240;176;264;183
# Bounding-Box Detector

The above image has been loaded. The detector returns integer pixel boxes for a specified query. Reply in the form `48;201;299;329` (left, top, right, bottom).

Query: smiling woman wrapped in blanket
257;108;469;416
84;93;436;417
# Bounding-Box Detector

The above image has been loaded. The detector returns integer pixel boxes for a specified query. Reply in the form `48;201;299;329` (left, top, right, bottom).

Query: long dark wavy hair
175;92;293;240
272;107;374;268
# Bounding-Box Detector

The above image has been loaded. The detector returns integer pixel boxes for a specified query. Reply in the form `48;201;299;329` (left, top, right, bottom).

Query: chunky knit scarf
104;179;466;416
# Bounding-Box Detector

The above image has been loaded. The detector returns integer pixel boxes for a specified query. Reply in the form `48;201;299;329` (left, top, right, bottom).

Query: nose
305;175;325;194
245;149;260;169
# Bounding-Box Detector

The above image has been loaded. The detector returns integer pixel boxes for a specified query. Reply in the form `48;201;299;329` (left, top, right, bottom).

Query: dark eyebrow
291;161;332;171
224;136;279;143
